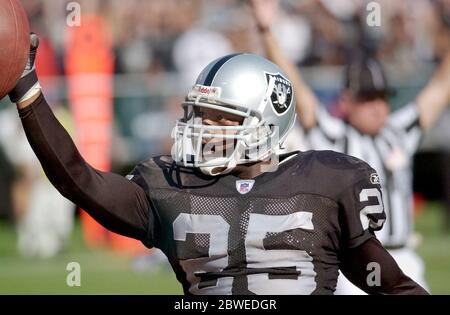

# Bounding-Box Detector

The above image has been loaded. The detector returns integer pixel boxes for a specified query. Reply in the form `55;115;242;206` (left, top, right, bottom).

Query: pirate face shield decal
265;72;293;115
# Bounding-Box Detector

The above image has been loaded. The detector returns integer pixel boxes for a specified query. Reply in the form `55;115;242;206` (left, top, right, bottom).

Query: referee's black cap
344;56;395;99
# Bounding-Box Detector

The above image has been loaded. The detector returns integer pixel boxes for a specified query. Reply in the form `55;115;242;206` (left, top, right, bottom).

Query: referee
251;0;450;294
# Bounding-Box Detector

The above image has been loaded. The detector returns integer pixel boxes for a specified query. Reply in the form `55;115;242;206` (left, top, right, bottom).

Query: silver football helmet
172;53;296;176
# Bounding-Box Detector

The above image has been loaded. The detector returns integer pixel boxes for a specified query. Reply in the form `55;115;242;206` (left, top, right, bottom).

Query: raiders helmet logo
265;72;293;115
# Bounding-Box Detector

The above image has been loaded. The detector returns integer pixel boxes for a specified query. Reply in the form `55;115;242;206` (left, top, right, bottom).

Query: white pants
335;247;429;294
17;179;74;258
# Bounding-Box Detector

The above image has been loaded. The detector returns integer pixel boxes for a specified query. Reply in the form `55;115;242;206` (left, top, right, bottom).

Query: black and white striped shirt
285;103;422;248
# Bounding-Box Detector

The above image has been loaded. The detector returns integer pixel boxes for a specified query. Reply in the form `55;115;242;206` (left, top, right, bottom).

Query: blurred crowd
21;0;450;73
0;0;449;258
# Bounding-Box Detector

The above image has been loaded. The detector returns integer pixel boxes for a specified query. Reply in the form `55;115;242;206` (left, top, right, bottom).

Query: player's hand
249;0;279;32
8;33;40;104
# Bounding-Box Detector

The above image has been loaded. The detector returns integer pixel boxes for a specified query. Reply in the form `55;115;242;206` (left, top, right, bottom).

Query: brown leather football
0;0;30;100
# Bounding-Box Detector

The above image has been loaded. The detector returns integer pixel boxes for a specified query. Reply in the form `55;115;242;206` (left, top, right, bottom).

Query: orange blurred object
65;14;145;254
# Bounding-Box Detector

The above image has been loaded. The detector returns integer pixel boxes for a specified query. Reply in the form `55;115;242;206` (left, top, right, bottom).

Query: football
0;0;30;100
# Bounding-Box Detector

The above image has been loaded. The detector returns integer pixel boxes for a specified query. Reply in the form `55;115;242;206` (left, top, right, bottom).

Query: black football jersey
127;150;386;295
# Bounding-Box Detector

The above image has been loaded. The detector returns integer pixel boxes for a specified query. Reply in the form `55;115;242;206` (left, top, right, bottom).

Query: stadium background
0;0;448;294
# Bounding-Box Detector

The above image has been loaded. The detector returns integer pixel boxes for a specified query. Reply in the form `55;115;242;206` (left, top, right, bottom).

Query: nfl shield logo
236;179;255;195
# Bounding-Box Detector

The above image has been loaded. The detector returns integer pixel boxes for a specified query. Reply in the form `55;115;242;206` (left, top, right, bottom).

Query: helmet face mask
171;53;296;176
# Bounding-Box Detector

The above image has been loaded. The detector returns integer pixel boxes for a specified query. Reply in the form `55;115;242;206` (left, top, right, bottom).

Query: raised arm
340;237;429;295
249;0;320;130
416;49;450;131
7;35;152;245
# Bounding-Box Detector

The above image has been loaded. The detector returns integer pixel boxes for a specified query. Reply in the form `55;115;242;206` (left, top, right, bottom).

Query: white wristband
18;82;42;103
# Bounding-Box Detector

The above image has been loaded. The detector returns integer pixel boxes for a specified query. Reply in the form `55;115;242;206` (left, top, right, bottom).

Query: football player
7;34;428;295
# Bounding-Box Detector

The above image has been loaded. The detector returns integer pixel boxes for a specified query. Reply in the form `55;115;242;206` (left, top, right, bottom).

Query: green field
0;221;183;294
414;203;450;294
0;203;448;294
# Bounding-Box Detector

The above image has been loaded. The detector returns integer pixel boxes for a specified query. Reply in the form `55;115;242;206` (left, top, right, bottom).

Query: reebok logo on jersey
370;173;380;185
